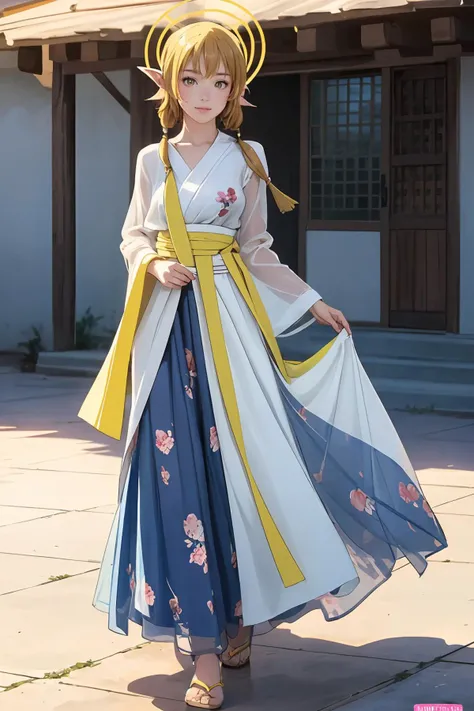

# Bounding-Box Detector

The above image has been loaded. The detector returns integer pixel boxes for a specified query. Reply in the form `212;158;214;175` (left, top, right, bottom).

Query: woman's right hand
147;259;195;289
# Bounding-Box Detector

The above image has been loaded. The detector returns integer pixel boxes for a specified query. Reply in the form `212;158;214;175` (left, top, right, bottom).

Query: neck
176;115;218;145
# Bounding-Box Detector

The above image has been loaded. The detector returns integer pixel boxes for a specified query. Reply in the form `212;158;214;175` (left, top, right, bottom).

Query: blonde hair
156;22;246;131
156;21;297;213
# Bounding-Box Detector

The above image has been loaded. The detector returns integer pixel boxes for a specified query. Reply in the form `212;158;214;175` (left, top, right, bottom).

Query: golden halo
144;0;266;85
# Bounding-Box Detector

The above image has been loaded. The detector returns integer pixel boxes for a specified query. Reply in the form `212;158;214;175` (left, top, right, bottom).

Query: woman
79;19;447;710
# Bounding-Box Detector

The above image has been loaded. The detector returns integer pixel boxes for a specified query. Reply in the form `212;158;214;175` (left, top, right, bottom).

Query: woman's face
178;57;232;124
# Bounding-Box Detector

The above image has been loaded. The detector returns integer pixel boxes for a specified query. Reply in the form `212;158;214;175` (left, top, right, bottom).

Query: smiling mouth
196;107;212;111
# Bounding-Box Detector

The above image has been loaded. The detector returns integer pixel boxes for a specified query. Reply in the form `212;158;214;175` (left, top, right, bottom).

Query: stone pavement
1;367;474;710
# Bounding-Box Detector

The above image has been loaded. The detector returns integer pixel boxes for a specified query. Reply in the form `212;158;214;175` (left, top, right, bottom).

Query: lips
196;107;211;112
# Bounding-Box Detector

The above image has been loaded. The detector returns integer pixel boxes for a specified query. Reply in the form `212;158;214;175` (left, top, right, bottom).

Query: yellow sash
78;167;335;588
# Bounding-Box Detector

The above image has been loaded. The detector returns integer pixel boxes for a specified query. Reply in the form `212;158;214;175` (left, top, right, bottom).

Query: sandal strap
190;676;224;693
225;639;251;659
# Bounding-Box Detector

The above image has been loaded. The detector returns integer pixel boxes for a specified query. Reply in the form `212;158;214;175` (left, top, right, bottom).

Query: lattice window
310;74;382;222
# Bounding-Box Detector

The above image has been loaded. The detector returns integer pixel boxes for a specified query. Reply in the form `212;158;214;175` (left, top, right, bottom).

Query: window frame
305;69;382;232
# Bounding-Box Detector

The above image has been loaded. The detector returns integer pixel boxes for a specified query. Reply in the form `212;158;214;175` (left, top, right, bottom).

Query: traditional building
1;0;473;355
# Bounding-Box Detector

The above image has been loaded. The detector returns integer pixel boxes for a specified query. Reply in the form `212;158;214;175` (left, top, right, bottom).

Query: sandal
221;632;252;669
185;674;224;709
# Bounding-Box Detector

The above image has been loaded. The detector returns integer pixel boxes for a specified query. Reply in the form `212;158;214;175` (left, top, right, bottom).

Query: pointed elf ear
138;66;166;100
240;87;256;108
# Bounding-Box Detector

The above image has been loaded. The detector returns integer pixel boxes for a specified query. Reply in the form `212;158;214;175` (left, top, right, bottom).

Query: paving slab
0;571;143;676
407;439;474;477
37;451;122;476
65;640;411;711
435;494;474;516
85;505;118;515
422;485;474;508
416;468;474;489
389;411;474;439
434;513;474;562
0;510;114;562
444;642;474;664
0;680;185;710
0;505;63;526
334;661;474;710
0;672;34;688
0;553;97;595
424;423;474;443
0;469;117;510
256;562;474;663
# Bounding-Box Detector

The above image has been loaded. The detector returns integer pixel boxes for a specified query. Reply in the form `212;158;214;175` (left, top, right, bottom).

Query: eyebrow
183;69;230;76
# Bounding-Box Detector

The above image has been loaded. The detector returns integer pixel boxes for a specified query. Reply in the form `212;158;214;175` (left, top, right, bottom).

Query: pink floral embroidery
319;594;344;617
185;385;193;399
130;572;136;592
407;521;417;532
231;551;237;569
156;429;175;455
216;187;237;217
399;482;420;504
184;513;205;542
169;596;182;620
161;465;170;485
207;600;214;614
185;348;197;378
359;471;364;478
210;426;220;452
145;583;155;606
313;471;323;483
298;407;307;421
234;600;242;618
434;538;442;548
350;489;375;515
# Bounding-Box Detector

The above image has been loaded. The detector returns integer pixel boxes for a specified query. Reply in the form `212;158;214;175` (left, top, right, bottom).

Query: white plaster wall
0;67;52;351
76;71;130;337
459;57;474;335
306;231;381;322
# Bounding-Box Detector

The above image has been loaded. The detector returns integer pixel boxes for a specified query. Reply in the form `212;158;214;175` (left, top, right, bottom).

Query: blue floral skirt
107;284;447;655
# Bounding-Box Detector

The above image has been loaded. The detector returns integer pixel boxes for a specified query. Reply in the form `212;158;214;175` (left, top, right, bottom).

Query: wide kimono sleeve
238;142;322;336
120;147;160;295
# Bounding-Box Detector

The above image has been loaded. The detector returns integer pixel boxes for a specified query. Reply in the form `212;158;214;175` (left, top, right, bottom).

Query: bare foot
185;654;223;709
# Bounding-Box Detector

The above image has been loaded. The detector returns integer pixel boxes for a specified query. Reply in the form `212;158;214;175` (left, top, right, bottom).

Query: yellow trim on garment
78;167;337;589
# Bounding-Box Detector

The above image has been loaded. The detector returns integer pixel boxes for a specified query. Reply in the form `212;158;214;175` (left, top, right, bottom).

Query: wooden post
52;62;76;351
129;64;162;195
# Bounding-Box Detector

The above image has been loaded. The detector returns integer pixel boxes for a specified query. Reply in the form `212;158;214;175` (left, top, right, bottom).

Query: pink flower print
399;481;420;504
145;583;155;606
155;429;175;455
350;489;368;512
190;543;208;570
207;600;214;614
231;551;237;568
184;513;205;542
216;187;237;217
359;471;364;478
407;521;417;532
234;600;242;618
210;426;220;452
185;348;197;378
434;538;442;548
161;465;170;485
313;471;323;483
185;385;193;399
169;596;182;620
298;407;307;421
126;564;132;575
423;499;434;518
130;572;136;592
364;497;375;515
320;594;344;617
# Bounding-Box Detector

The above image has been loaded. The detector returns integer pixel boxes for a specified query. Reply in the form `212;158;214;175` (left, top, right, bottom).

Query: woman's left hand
310;300;352;336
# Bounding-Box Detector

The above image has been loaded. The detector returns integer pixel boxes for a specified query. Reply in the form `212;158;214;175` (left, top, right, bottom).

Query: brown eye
183;77;196;86
215;80;229;90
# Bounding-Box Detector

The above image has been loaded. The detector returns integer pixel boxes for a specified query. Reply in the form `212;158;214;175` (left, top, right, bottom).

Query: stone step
363;356;474;385
36;350;106;377
372;377;474;414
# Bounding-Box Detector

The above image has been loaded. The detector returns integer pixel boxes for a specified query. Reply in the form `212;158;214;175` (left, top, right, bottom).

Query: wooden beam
129;65;162;196
52;63;76;351
80;40;128;62
296;24;361;54
64;57;138;75
361;21;430;51
431;17;474;44
92;71;130;113
49;43;81;63
17;45;42;74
